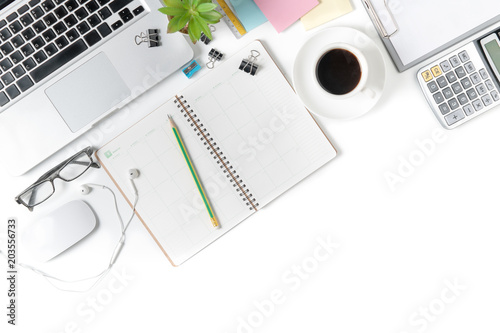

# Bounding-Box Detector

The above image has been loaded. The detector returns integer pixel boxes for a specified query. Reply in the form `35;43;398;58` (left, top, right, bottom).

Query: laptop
0;0;193;175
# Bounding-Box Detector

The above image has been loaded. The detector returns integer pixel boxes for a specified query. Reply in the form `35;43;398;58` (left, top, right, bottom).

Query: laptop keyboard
0;0;145;109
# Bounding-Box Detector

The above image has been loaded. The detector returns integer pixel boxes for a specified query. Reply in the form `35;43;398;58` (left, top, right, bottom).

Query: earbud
128;169;139;179
79;184;92;195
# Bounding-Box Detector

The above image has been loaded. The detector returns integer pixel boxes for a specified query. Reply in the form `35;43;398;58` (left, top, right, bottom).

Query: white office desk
2;3;500;333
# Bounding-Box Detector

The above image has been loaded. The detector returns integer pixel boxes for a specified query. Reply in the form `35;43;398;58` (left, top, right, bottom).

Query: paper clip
135;29;160;47
206;49;224;69
200;25;216;45
239;50;260;76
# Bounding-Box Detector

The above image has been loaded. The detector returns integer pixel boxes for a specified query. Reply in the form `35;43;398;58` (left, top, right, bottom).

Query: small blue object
183;60;201;78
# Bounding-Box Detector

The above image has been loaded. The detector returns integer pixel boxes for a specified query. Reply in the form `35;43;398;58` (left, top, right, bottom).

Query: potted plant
159;0;223;44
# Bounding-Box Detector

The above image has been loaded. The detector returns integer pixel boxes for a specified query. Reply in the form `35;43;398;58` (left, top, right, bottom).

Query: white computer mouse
23;200;97;262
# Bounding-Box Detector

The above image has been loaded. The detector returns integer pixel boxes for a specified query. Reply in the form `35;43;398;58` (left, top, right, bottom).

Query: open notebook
96;41;336;266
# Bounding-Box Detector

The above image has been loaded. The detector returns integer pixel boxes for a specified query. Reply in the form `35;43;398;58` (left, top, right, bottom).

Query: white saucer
293;27;386;120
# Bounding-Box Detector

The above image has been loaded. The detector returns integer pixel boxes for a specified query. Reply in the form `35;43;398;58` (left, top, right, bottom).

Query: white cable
0;185;138;293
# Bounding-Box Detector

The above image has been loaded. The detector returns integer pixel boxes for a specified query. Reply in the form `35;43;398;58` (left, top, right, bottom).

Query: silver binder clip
239;50;260;76
200;25;216;45
135;29;160;47
206;48;224;69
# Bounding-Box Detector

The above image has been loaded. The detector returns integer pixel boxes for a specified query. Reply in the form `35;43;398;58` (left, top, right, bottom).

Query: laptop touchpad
46;53;131;133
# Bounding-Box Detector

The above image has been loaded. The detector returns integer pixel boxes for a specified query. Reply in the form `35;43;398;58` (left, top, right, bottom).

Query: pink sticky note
254;0;319;33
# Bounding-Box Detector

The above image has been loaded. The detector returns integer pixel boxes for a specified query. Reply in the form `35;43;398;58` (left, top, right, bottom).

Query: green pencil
168;115;219;228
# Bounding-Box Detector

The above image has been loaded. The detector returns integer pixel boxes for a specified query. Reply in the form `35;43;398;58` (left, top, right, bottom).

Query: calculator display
484;40;500;75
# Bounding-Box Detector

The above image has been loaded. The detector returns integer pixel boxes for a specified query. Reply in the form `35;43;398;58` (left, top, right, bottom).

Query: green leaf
199;10;222;23
196;3;216;12
167;12;191;33
158;6;186;16
193;15;212;40
163;0;183;8
184;0;194;7
188;16;202;42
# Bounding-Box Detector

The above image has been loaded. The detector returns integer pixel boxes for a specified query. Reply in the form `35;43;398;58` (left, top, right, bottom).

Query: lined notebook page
180;40;336;208
97;40;336;266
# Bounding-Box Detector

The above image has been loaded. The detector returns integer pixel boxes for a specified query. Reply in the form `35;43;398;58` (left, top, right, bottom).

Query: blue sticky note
229;0;267;32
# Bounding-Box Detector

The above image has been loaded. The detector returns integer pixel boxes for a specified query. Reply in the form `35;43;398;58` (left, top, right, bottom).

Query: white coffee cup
315;43;375;100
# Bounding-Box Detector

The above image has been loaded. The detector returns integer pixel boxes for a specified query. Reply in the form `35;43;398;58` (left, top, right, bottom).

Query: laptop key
33;20;46;33
0;58;13;71
43;13;57;26
11;35;25;47
55;35;69;48
2;72;15;86
83;29;101;46
0;92;9;107
11;50;24;64
97;0;110;5
0;20;6;29
21;44;35;56
31;6;45;19
42;29;56;42
33;50;48;63
30;39;88;82
132;5;144;15
9;21;23;34
23;57;37;70
77;21;90;34
32;36;46;48
65;0;79;11
85;0;99;13
64;14;78;27
44;42;58;56
119;8;133;22
98;7;111;20
12;64;26;78
29;0;42;6
0;28;12;41
75;7;89;20
109;0;132;12
0;42;14;56
110;20;122;30
53;21;67;34
88;14;101;27
42;0;56;11
17;75;34;92
6;13;19;22
96;22;111;37
66;28;79;41
18;4;30;14
20;13;34;27
6;84;20;99
54;5;68;18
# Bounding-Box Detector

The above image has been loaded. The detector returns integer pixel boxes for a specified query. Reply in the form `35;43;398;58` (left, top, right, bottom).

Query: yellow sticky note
301;0;353;30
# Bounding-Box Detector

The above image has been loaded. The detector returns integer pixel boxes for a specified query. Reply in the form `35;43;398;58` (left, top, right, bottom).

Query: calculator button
440;60;451;72
433;92;445;104
427;81;438;93
457;93;468;105
481;94;493;106
470;72;481;84
439;103;451;115
466;88;478;100
463;104;474;116
436;76;448;88
485;79;494;90
479;68;489;80
421;70;433;82
443;87;453;99
459;51;470;63
476;83;487;95
451;82;463;94
461;77;472;89
431;65;442;77
464;61;475;73
455;66;466;78
472;99;484;111
445;71;457;83
491;90;499;101
448;98;459;110
445;109;465;125
450;56;460;67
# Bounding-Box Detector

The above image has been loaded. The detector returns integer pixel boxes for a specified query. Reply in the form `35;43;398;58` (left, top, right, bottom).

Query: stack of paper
300;0;353;30
253;0;319;33
229;0;267;31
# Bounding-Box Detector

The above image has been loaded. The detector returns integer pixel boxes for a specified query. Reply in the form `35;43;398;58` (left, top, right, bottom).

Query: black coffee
316;49;362;95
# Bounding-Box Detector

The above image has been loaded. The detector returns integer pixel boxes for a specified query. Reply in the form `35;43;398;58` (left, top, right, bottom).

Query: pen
168;114;220;228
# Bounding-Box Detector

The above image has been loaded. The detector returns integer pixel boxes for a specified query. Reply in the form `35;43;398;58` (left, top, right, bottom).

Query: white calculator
417;30;500;129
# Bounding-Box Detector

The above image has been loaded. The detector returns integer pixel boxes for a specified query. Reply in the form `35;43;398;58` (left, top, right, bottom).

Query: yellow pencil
168;115;219;228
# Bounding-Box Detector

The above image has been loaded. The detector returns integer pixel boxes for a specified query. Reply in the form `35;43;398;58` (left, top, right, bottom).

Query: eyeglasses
15;147;100;211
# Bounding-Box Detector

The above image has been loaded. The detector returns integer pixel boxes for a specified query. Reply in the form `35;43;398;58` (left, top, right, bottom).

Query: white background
2;1;500;333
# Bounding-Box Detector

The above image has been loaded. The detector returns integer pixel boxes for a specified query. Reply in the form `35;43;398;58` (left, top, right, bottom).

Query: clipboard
363;0;500;72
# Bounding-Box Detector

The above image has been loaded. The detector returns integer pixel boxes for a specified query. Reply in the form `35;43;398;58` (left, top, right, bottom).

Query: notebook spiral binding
174;96;259;211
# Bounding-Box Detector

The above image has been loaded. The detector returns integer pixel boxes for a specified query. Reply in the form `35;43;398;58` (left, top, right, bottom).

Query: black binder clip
200;25;216;45
206;48;224;69
239;50;260;76
135;29;160;47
